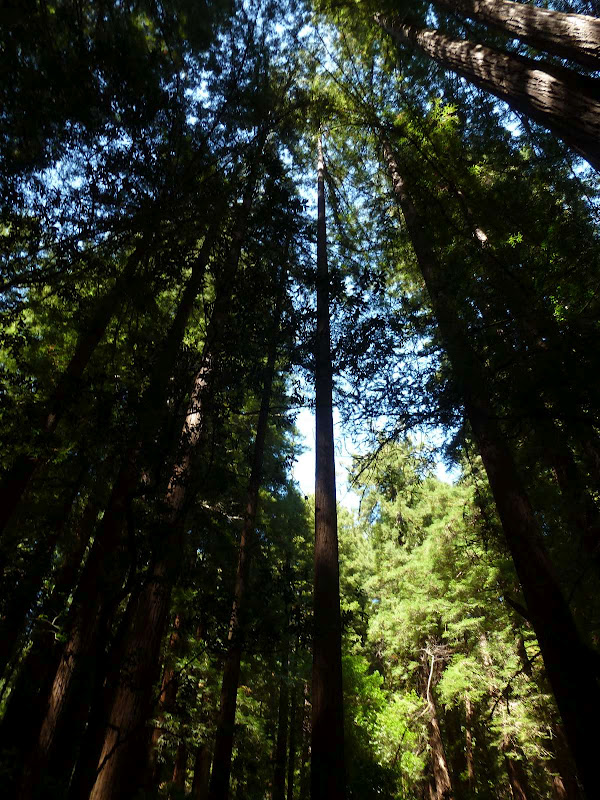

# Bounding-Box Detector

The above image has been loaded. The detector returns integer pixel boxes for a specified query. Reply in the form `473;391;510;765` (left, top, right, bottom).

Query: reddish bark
310;134;346;800
383;139;600;798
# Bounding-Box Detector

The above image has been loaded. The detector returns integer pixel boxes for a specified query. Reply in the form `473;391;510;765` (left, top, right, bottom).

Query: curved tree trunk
376;16;600;170
433;0;600;70
383;138;600;799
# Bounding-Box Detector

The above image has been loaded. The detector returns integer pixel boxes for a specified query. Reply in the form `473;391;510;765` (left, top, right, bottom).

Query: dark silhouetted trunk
15;219;220;799
0;455;89;677
90;157;268;799
0;236;150;536
172;740;188;795
148;615;185;787
432;0;600;70
383;139;600;798
376;17;600;170
208;296;282;800
502;736;530;800
548;726;581;800
273;636;290;800
310;134;345;800
299;683;311;800
192;745;212;800
287;681;298;800
465;695;474;791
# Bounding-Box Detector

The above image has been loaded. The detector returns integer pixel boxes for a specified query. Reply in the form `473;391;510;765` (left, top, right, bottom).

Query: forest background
1;1;599;799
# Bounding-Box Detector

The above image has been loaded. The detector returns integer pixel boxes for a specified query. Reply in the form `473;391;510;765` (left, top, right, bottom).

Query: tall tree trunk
0;454;89;677
15;218;221;799
148;615;185;787
273;635;290;800
287;681;298;800
0;235;151;537
422;649;454;800
299;684;311;800
548;726;581;800
432;0;600;70
502;736;530;800
465;695;475;791
172;740;188;796
192;745;212;800
383;139;600;798
376;16;600;170
90;156;269;800
208;289;283;800
311;134;346;800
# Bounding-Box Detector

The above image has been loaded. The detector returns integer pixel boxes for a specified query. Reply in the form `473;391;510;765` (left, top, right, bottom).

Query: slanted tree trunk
87;195;260;800
0;234;151;537
502;736;530;800
311;134;346;800
208;282;284;800
422;648;454;800
148;614;185;787
432;0;600;70
382;138;600;798
15;217;222;799
376;16;600;170
0;454;89;677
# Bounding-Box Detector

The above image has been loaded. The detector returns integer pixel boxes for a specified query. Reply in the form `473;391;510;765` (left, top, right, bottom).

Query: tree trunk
208;288;283;800
383;139;600;798
0;454;89;677
299;683;311;800
15;216;222;798
273;637;290;800
90;156;269;799
376;16;600;170
311;134;346;800
502;736;530;800
423;651;454;800
0;235;150;537
172;740;188;796
465;695;475;791
148;614;185;788
287;682;298;800
548;726;581;800
192;745;212;800
432;0;600;70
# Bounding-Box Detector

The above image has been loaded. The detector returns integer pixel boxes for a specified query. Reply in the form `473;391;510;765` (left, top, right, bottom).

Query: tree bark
383;138;600;799
310;134;346;800
432;0;600;70
465;695;474;791
502;736;530;800
423;650;454;800
299;684;311;800
192;745;212;800
287;682;298;800
172;740;188;795
376;16;600;170
0;235;151;537
208;283;283;800
273;636;290;800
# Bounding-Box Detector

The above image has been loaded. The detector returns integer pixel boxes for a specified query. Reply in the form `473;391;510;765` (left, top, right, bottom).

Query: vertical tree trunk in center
310;134;346;800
